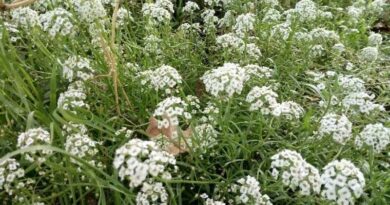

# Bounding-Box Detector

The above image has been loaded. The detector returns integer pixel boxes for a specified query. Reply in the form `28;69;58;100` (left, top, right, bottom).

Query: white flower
271;150;321;195
57;81;90;112
230;176;273;205
234;13;256;37
263;8;281;22
216;33;244;50
244;43;262;60
318;113;352;144
72;0;107;23
359;47;379;62
64;126;100;167
342;92;384;114
143;34;162;55
338;75;366;93
201;63;249;99
136;181;169;205
201;9;219;31
116;8;133;27
243;65;273;79
153;96;193;130
11;7;40;29
310;45;326;57
270;22;291;41
368;32;382;46
17;128;52;163
355;123;390;153
310;28;340;43
246;86;278;114
321;159;365;205
347;6;363;20
188;124;218;157
0;158;25;195
332;43;345;54
137;65;182;95
113;139;177;188
61;56;94;83
367;0;387;15
183;1;199;14
142;0;174;24
204;199;226;205
294;32;313;43
261;0;279;8
39;8;75;38
271;101;304;120
294;0;319;22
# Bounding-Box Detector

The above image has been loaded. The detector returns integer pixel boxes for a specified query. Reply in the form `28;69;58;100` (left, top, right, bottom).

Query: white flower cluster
72;0;107;23
0;158;25;195
338;75;366;93
200;193;226;205
64;126;101;167
342;92;384;114
142;0;174;23
61;56;94;83
261;0;279;8
336;75;385;114
205;199;226;205
270;22;291;41
310;28;340;43
57;82;90;112
348;0;387;21
368;32;382;46
11;7;40;29
115;127;134;138
189;124;218;157
318;113;352;144
39;8;75;38
136;181;168;205
205;0;230;8
216;33;244;50
229;176;272;205
262;8;281;23
355;123;390;153
201;9;219;31
0;22;20;42
321;159;365;205
359;46;379;62
178;23;201;33
201;63;249;99
200;102;220;124
153;96;192;130
113;139;177;188
246;86;278;114
138;65;182;95
310;45;325;57
271;150;321;196
17;128;52;163
116;8;133;27
144;34;162;55
243;65;273;79
183;1;200;14
233;13;256;37
33;0;63;12
292;0;319;22
271;101;304;120
218;10;235;28
216;33;262;60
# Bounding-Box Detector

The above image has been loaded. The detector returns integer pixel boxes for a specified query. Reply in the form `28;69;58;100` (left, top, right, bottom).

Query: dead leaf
146;117;192;155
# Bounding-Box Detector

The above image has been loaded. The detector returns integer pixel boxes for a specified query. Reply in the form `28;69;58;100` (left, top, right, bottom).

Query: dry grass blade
0;0;37;11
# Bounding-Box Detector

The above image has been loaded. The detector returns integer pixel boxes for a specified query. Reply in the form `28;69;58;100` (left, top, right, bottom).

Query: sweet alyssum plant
0;0;389;204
